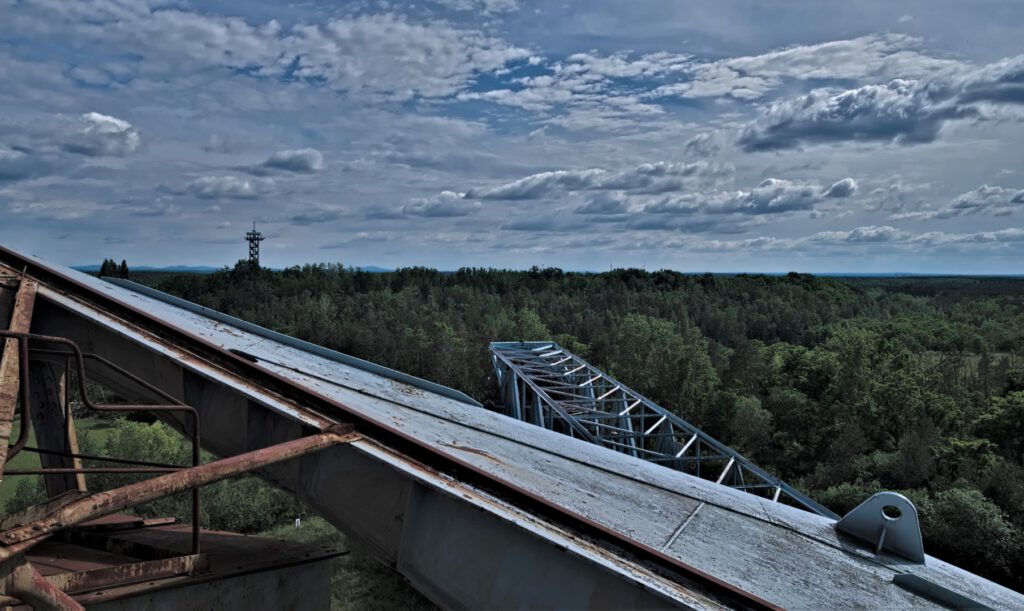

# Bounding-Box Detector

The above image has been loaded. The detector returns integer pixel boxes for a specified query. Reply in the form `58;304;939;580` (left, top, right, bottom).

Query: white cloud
403;191;481;217
431;0;520;14
824;178;858;198
21;3;531;100
890;185;1024;220
738;53;1024;151
464;161;717;200
185;175;273;199
645;177;857;216
61;112;141;157
653;34;964;100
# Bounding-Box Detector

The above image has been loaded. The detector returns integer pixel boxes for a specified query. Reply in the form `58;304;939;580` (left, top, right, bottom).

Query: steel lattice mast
245;221;265;266
490;341;836;517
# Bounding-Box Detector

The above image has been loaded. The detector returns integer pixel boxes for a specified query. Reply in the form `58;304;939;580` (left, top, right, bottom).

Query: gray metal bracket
836;492;925;563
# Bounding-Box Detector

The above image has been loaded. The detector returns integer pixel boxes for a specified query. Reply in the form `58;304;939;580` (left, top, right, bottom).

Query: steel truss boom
490;341;836;518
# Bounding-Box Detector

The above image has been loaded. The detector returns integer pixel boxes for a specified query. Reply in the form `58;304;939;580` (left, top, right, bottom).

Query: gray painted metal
836;491;925;563
4;248;1023;609
490;341;835;518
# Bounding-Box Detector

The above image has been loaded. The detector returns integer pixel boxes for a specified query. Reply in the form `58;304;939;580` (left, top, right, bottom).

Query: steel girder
490;341;836;518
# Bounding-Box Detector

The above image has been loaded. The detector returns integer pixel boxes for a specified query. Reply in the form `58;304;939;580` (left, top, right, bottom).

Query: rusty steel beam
0;279;37;475
4;559;83;611
47;553;203;595
5;467;180;475
0;424;358;546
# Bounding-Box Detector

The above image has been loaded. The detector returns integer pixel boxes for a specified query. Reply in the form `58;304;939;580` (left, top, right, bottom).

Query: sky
1;0;1023;273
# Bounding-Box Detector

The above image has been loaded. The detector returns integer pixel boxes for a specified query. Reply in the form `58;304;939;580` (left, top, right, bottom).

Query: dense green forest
133;264;1024;591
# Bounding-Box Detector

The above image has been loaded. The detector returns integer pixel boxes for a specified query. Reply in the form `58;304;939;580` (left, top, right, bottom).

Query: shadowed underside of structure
0;243;1022;610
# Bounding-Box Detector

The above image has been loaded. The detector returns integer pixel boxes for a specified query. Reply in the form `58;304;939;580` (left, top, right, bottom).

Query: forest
99;264;1024;591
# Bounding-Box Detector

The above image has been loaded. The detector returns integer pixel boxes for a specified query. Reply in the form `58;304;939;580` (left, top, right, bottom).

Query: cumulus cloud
811;225;910;243
690;225;1024;254
957;56;1024;105
824;178;858;198
185;176;273;199
249;148;325;174
61;112;141;157
654;34;963;100
574;191;630;215
464;161;717;200
738;80;969;151
21;4;530;101
738;53;1024;151
432;0;520;14
890;185;1024;220
403;191;481;217
645;177;857;216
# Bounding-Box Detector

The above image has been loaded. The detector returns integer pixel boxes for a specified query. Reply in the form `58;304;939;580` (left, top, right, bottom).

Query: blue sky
1;0;1023;272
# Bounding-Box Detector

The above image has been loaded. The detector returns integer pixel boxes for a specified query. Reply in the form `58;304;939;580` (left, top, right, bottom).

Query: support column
28;360;83;496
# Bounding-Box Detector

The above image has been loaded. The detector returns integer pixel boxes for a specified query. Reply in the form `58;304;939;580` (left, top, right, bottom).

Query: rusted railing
0;331;202;553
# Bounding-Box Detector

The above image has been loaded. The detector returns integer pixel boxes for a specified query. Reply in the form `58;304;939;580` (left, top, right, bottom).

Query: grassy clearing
261;517;436;611
0;416;118;508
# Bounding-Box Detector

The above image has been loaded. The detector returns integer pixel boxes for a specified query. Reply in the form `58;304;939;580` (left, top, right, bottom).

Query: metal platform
17;515;340;610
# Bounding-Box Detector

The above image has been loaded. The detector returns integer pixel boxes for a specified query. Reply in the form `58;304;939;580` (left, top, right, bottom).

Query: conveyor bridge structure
489;341;834;517
0;243;1021;610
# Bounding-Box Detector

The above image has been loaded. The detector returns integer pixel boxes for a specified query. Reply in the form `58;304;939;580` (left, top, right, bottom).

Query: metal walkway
491;341;835;517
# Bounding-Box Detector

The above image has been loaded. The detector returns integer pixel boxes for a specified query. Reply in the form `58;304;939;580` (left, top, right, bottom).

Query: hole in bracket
882;505;902;520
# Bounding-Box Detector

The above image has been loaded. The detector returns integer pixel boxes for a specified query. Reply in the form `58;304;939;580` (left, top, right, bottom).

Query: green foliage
80;419;303;533
3;478;48;515
918;488;1021;580
131;267;1024;591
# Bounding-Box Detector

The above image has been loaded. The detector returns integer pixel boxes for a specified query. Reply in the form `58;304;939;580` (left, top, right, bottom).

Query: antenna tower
245;221;265;267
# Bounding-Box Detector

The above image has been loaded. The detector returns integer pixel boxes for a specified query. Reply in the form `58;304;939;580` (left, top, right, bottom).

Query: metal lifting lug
835;491;925;563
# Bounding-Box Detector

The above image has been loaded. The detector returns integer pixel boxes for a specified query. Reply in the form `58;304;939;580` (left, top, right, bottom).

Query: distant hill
74;264;395;274
74;264;221;274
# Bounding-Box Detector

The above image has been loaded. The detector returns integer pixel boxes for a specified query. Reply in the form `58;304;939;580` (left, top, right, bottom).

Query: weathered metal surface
0;425;357;546
836;491;925;563
44;553;202;594
15;516;342;610
4;330;204;553
2;247;1023;609
0;279;36;475
3;559;83;610
27;360;80;496
490;341;834;517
